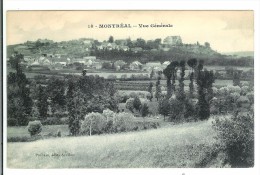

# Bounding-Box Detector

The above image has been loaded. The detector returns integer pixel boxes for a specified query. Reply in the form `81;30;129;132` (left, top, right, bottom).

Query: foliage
7;52;33;126
125;98;135;113
37;85;48;120
158;98;170;121
168;97;185;121
133;96;142;111
113;112;136;132
7;118;18;126
81;112;107;135
196;69;215;120
81;111;136;135
233;71;241;86
27;120;42;136
41;117;61;125
212;113;254;167
163;65;172;98
141;103;150;117
67;79;81;136
46;77;66;113
155;77;162;101
147;82;153;101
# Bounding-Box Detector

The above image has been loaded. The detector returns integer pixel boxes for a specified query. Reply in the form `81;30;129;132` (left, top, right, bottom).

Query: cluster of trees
156;58;215;121
7;53;119;134
125;96;150;118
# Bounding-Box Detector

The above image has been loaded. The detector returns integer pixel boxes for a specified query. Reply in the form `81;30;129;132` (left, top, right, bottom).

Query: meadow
7;118;223;168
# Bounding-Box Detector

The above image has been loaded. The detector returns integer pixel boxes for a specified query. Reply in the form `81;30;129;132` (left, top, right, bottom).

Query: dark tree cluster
7;53;119;134
159;58;215;122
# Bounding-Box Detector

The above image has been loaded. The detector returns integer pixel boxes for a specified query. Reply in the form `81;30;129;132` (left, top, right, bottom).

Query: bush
7;118;18;126
129;92;137;98
81;112;107;135
27;120;43;137
126;98;135;112
241;86;249;95
113;112;136;132
212;113;254;167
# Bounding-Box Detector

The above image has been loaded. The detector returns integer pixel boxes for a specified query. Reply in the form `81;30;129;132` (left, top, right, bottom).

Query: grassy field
7;118;222;168
124;79;249;87
7;125;69;141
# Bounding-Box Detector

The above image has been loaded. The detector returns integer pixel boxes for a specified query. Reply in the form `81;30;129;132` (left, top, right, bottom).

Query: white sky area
7;11;254;52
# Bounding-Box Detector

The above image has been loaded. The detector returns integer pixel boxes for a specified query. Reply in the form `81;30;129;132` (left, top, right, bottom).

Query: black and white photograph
2;7;259;174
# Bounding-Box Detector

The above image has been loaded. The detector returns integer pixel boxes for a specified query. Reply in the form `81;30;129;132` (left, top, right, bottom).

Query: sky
7;11;254;52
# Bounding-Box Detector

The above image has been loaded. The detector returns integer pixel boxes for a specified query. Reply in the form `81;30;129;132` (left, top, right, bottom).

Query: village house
130;61;143;70
23;56;35;64
83;56;96;61
92;60;103;70
119;46;130;51
114;60;127;70
143;61;162;72
163;36;183;46
72;58;85;65
162;61;171;68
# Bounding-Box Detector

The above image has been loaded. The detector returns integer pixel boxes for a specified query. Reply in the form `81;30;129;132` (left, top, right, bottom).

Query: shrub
212;87;218;96
212;113;254;167
27;120;43;137
126;98;135;112
7;118;18;126
107;74;117;80
241;86;249;95
246;92;254;104
113;112;135;132
219;87;230;97
133;96;142;111
116;92;129;103
103;109;115;123
81;112;107;135
227;85;241;94
129;92;137;98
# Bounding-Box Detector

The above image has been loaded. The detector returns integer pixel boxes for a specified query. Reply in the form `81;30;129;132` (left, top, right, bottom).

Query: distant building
132;47;143;53
83;56;96;61
119;46;130;51
130;61;143;70
163;36;182;46
73;59;85;65
92;61;103;69
114;60;127;70
146;61;161;68
162;61;171;66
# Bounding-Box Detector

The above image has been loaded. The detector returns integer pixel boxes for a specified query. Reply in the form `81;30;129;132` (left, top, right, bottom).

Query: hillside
7;119;224;168
7;37;223;62
222;51;254;58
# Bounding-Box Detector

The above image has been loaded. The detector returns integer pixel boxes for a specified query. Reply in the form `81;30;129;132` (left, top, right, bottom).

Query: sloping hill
7;119;222;168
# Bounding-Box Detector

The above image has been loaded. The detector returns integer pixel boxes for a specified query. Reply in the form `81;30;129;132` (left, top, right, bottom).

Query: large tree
163;65;172;98
169;61;179;93
196;69;215;120
187;58;197;97
7;52;33;125
155;76;162;101
37;85;48;120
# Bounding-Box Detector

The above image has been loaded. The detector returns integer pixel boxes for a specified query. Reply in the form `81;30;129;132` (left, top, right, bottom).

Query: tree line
155;58;215;121
7;53;118;136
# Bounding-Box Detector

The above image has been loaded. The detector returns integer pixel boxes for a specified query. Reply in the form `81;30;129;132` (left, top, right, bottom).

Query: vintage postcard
2;2;259;175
